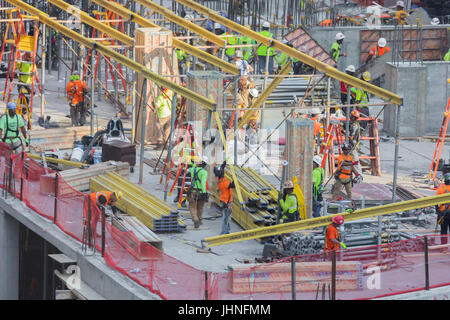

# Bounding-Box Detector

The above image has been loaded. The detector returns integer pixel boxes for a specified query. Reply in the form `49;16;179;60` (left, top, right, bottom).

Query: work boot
193;220;200;229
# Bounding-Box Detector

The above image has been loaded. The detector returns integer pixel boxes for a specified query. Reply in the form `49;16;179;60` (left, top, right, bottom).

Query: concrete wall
0;211;19;299
383;62;450;137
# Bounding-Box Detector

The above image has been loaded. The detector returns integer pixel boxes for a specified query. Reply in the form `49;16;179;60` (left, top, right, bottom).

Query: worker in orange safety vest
66;71;89;126
365;38;390;64
435;173;450;251
324;215;346;252
332;142;361;200
86;190;123;236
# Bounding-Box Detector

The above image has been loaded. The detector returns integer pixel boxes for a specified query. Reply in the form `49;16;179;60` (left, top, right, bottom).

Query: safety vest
222;32;238;57
189;166;207;193
340;81;348;94
218;176;233;205
444;50;450;62
156;91;173;119
17;61;34;84
369;45;390;58
324;224;340;251
351;87;369;106
89;191;113;206
281;193;298;220
331;42;340;62
337;154;354;180
1;113;23;143
436;185;450;212
257;30;275;57
67;80;87;105
176;48;186;62
275;52;289;68
313;166;324;200
240;36;254;61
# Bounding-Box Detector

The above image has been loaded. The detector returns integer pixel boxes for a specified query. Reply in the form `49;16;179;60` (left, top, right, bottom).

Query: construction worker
345;109;363;176
247;88;260;130
257;21;275;75
206;23;223;56
66;71;89;126
435;173;450;251
312;155;324;218
16;52;35;107
330;32;345;63
214;161;235;235
0;102;28;154
234;50;253;76
444;48;450;62
340;65;356;106
175;32;188;75
393;1;408;26
279;181;299;223
221;27;238;63
365;38;390;64
239;28;256;63
87;190;123;236
324;215;346;252
188;159;209;229
332;142;361;200
350;71;371;129
155;87;174;149
275;40;290;71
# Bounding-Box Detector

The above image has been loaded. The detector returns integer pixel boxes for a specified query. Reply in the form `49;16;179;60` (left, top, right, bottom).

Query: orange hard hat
351;110;360;118
332;215;345;225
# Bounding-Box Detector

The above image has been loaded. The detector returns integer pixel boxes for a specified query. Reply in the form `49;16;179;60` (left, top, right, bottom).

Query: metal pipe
392;104;402;202
138;79;147;185
90;47;95;136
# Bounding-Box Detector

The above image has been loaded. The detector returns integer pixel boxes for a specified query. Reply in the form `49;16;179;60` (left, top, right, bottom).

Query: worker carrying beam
87;190;123;235
187;158;209;229
435;173;450;252
278;181;300;223
330;32;345;64
66;71;89;127
324;215;346;252
214;161;235;235
257;21;275;75
364;38;390;65
332;141;361;200
0;102;29;154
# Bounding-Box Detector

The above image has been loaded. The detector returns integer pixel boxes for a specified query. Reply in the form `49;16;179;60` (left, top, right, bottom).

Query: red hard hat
332;215;345;225
351;110;360;118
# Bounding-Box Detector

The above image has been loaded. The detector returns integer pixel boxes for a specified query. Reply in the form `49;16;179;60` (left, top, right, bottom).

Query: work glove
353;175;363;184
24;138;29;147
340;242;347;249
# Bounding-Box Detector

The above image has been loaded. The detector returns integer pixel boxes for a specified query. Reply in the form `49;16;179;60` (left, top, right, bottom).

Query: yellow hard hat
113;191;123;200
362;71;371;82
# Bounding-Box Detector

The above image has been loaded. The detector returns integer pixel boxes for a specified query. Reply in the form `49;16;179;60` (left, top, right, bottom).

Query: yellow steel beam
201;193;450;247
238;63;292;128
91;0;239;75
134;0;225;48
27;153;89;168
175;0;403;106
6;0;216;110
47;0;134;46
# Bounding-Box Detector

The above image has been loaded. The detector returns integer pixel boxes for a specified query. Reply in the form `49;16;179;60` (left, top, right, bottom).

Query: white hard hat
214;22;221;29
431;18;440;25
335;32;345;40
378;37;387;48
282;39;288;44
310;108;321;115
235;50;243;58
313;155;323;166
249;88;259;98
396;1;404;7
262;21;270;28
345;65;356;73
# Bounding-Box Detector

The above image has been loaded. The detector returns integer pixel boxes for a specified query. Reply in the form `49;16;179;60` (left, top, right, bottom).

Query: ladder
428;94;450;184
1;9;41;127
319;118;344;174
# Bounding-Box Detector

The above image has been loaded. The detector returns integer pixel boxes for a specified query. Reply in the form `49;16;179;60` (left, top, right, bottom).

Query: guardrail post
424;236;430;290
291;256;296;300
53;173;58;223
204;271;209;300
101;206;106;257
331;250;336;300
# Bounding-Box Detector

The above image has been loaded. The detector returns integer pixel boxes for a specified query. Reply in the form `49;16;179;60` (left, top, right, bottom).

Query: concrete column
0;211;19;299
285;118;314;218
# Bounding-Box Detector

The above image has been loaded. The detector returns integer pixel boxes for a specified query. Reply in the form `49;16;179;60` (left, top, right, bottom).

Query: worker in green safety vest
312;155;324;218
155;87;173;149
257;21;275;75
275;40;290;72
330;32;345;63
175;32;188;75
239;30;256;64
15;52;35;106
349;71;371;130
188;158;209;229
222;27;238;63
0;102;28;154
279;181;299;223
444;48;450;61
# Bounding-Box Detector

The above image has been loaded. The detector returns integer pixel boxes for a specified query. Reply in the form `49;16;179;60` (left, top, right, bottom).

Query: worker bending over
87;190;123;236
435;173;450;252
0;102;28;154
332;142;361;200
279;181;299;223
214;161;235;235
66;71;89;127
188;159;209;229
324;215;346;252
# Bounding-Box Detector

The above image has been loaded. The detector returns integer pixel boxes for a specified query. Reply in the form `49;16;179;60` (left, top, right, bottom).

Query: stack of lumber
111;214;163;261
210;166;280;232
143;157;167;174
39;161;130;195
228;261;363;293
90;172;186;233
30;126;98;151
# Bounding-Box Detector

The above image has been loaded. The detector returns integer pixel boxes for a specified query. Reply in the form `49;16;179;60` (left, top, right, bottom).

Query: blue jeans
258;55;274;75
220;201;232;235
313;198;322;218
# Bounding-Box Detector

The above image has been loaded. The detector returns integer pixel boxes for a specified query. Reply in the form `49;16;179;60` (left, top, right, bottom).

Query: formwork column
285;118;314;218
135;27;179;144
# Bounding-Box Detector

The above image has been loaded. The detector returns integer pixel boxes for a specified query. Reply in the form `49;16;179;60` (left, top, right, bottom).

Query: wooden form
228;261;363;293
29;126;97;151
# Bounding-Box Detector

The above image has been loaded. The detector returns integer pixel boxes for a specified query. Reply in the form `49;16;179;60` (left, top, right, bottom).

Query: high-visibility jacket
444;50;450;62
222;32;238;57
340;81;348;94
310;115;321;137
176;48;187;62
156;90;173;119
16;61;35;84
394;10;408;25
336;154;354;180
0;113;24;143
66;80;87;105
330;41;340;62
280;192;298;219
257;30;275;57
189;166;208;193
436;185;450;212
350;87;369;106
218;176;233;205
89;191;113;206
240;36;255;61
369;45;390;58
324;224;340;251
275;52;289;68
313;166;324;200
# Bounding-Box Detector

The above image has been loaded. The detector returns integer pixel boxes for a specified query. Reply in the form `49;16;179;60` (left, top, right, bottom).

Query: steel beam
5;0;216;109
134;0;225;48
201;192;450;247
175;0;403;106
91;0;239;75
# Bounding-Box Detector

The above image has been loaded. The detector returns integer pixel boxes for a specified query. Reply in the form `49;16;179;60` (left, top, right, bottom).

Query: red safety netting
1;141;450;300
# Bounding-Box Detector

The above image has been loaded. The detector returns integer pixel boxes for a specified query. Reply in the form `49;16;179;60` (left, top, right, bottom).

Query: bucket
70;147;84;162
73;140;84;150
93;147;102;164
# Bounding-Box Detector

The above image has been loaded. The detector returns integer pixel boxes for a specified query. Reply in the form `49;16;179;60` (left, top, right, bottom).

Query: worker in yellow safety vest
222;27;238;63
257;21;275;75
330;32;345;63
155;87;174;149
15;52;35;107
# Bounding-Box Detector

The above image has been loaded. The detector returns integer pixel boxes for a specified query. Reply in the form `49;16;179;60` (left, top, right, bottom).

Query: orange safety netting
1;141;450;300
